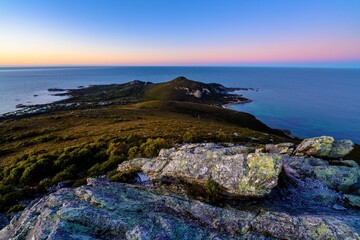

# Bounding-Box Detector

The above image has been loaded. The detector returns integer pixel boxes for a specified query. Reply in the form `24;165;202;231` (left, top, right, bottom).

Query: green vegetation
183;179;225;206
0;135;172;211
205;179;225;203
6;204;25;214
0;77;298;212
109;167;141;183
60;76;250;107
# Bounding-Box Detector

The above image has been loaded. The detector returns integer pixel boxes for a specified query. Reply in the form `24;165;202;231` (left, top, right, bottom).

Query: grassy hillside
56;76;250;107
0;98;293;212
1;76;357;213
0;101;292;166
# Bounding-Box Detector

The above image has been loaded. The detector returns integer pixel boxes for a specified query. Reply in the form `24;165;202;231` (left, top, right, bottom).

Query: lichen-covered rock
158;147;176;157
313;165;360;193
329;139;354;158
117;158;151;172
0;179;244;240
129;144;282;197
281;162;341;207
252;211;358;240
1;178;358;240
284;156;360;195
295;136;334;157
266;142;295;154
295;136;354;158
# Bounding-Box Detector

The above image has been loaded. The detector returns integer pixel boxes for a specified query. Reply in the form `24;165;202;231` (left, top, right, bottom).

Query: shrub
6;204;25;214
0;191;22;211
128;146;142;159
0;148;14;156
126;134;143;145
215;132;232;142
183;131;195;143
52;165;77;184
205;179;224;204
6;166;25;185
109;167;140;183
72;177;88;188
20;155;55;185
0;184;15;196
87;154;126;176
140;138;171;158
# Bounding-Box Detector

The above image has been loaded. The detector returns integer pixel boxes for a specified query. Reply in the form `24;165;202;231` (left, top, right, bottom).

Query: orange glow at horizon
1;0;359;67
1;25;359;66
1;42;359;66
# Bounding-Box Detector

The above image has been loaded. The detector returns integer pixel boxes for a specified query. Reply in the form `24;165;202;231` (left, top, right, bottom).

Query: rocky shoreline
1;136;359;239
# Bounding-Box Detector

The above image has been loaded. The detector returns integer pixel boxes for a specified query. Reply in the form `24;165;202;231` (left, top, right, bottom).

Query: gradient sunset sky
0;0;359;67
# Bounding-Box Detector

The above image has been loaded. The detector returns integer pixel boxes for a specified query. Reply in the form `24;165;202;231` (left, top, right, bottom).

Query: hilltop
54;76;252;106
1;76;359;238
0;77;291;220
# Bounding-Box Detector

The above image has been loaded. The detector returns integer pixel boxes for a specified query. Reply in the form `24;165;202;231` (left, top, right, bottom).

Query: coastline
222;91;295;138
0;80;255;119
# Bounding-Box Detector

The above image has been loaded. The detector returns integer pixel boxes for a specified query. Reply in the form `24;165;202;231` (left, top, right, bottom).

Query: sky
0;0;359;67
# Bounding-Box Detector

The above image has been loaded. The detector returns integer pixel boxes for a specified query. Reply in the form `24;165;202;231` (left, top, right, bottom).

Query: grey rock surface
295;136;353;158
1;178;359;240
284;156;360;195
123;143;283;197
2;140;360;240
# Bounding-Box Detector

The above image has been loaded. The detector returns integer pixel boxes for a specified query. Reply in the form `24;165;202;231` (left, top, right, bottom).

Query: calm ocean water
0;66;359;143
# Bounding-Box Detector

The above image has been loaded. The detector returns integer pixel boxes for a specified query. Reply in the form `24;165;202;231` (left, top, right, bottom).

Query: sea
0;66;359;143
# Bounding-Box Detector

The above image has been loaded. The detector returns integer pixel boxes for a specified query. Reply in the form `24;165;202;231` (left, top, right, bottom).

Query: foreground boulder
295;136;353;158
118;143;283;198
284;155;360;195
1;178;358;240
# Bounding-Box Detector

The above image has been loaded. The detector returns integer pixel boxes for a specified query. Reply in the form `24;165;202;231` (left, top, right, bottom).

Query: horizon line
1;64;360;69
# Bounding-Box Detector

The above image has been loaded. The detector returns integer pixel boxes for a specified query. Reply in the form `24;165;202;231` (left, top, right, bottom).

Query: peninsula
0;77;359;239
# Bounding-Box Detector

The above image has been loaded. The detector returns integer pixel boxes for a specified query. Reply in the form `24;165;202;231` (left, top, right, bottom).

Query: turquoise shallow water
0;66;359;143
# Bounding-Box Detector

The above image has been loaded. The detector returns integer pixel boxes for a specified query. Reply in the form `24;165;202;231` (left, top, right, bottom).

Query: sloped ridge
145;76;250;105
61;76;251;107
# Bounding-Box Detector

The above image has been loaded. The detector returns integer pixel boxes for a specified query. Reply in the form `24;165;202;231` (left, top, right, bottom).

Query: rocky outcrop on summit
118;143;283;198
295;136;354;158
2;139;360;239
1;178;359;240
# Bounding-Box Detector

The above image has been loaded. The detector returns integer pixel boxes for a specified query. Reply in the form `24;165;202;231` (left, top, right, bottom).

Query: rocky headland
2;136;359;239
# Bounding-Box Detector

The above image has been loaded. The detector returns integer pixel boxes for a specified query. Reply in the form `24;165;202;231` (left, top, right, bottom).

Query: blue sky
0;0;359;67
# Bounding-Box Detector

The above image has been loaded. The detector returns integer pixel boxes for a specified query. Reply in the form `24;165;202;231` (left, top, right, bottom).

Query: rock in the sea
119;143;283;198
295;136;353;158
1;178;358;240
